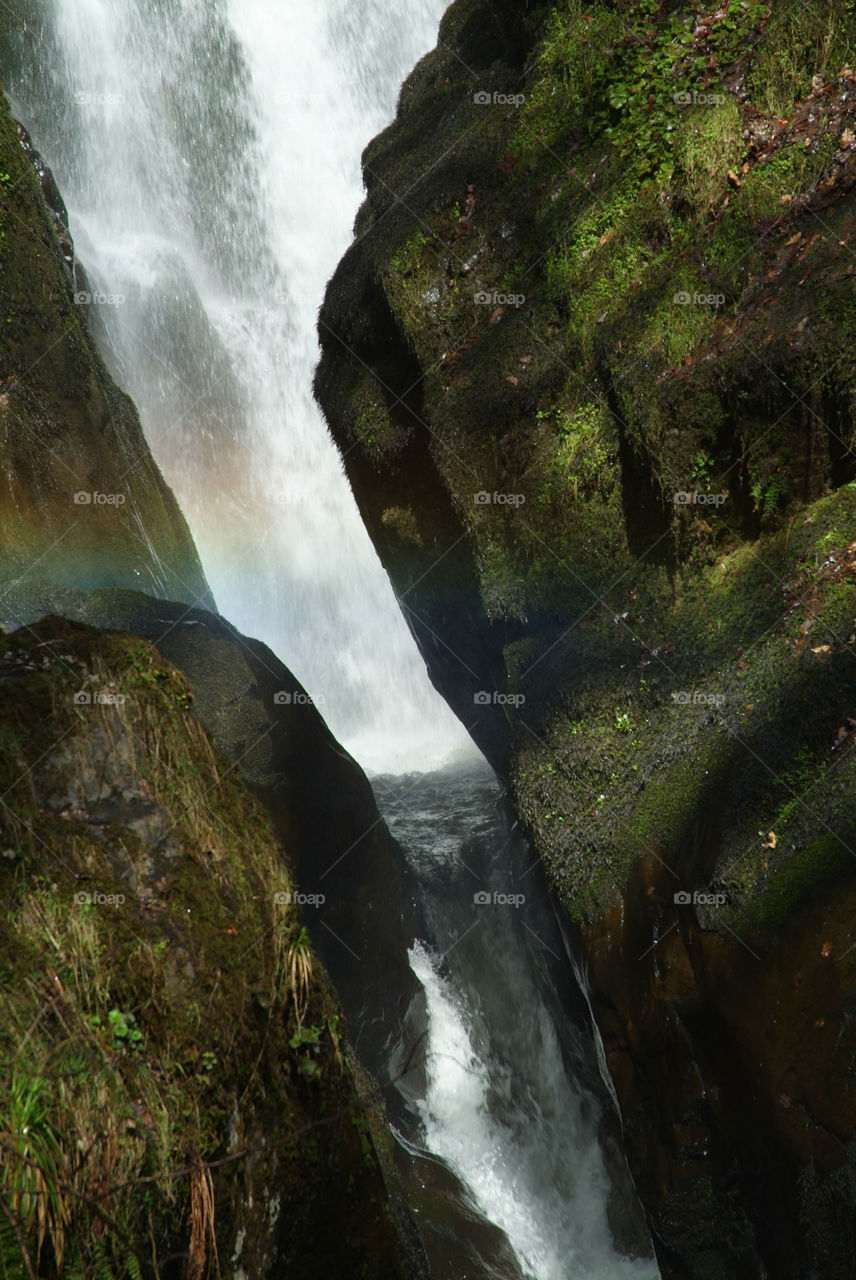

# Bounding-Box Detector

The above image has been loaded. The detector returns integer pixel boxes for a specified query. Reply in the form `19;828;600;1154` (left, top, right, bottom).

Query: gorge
1;1;855;1278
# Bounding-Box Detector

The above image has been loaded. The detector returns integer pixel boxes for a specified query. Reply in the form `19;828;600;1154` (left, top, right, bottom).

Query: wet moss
316;4;856;1269
0;617;419;1279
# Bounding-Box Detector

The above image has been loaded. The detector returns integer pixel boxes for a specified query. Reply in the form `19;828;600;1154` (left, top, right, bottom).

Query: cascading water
3;0;473;774
2;4;659;1276
379;765;658;1280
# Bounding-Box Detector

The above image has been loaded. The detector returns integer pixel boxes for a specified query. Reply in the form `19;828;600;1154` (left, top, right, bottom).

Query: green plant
751;473;787;518
107;1008;143;1053
692;451;715;484
0;1073;70;1271
614;709;631;734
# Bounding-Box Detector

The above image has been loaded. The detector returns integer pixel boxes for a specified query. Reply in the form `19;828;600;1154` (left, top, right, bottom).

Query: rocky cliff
0;84;430;1279
316;2;856;1275
0;613;423;1279
0;89;213;609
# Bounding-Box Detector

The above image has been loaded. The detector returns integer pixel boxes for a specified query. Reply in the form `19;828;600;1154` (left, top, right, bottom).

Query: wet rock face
1;583;535;1280
0;614;426;1280
0;88;213;607
316;0;856;1273
0;581;424;1099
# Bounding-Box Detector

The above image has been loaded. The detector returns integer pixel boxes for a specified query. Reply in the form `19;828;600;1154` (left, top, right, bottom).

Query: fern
125;1249;144;1280
751;473;787;517
91;1238;116;1280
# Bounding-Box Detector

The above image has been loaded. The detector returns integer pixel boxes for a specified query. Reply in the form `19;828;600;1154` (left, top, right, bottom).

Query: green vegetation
0;618;360;1278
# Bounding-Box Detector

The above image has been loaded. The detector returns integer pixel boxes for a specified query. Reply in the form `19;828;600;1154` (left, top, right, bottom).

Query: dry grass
188;1164;220;1280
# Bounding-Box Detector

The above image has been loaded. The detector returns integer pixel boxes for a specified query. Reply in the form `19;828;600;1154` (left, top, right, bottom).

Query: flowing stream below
2;2;659;1274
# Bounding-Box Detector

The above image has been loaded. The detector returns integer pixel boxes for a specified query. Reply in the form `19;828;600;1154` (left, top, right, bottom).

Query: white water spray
4;8;660;1277
8;0;473;773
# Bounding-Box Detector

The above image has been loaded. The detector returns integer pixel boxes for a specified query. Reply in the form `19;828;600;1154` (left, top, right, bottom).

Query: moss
744;1;856;115
737;833;855;930
315;1;856;1270
380;505;423;546
0;617;417;1279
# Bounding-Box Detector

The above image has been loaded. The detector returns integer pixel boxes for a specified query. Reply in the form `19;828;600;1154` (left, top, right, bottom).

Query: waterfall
3;0;473;774
2;5;660;1277
381;766;659;1280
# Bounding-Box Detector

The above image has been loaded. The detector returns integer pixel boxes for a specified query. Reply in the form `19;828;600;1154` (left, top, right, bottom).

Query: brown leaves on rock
832;719;856;752
783;540;856;656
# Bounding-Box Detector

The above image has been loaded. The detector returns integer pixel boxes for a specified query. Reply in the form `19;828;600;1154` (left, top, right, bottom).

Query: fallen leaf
811;644;832;655
841;127;855;147
505;375;519;386
821;940;833;957
726;168;742;189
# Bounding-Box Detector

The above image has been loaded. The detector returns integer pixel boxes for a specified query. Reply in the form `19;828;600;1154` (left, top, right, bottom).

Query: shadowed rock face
0;611;428;1280
0;90;540;1277
0;87;213;609
1;582;537;1280
0;580;424;1095
316;1;856;1274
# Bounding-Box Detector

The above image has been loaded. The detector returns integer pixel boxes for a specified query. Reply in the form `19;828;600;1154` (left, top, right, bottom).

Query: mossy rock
0;615;425;1279
316;2;856;1275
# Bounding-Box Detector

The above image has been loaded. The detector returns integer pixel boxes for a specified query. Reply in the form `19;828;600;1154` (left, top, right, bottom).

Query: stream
1;3;659;1274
